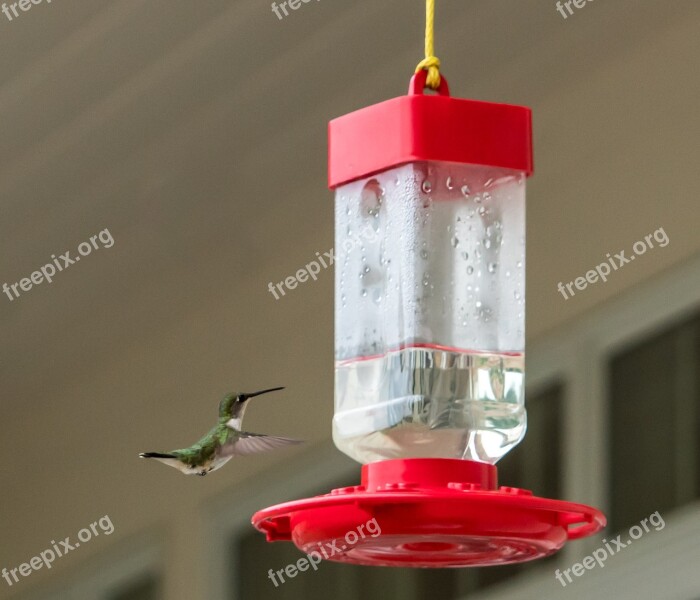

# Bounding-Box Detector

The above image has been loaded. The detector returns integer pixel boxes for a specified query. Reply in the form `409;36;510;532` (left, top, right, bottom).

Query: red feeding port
252;458;605;567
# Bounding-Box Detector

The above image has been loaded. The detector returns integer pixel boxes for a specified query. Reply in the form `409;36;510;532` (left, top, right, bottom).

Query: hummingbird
139;387;302;476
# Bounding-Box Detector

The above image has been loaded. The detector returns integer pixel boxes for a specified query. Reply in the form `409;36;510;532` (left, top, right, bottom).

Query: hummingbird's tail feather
221;432;303;457
139;452;177;459
139;452;194;474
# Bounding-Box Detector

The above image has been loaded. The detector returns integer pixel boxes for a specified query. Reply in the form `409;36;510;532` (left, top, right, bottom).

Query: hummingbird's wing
220;432;303;457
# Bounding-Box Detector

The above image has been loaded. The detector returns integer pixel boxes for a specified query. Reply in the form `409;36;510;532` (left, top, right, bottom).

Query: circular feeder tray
252;458;605;567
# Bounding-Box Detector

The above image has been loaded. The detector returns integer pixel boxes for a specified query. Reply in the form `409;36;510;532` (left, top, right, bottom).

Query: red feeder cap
252;458;606;568
328;71;534;189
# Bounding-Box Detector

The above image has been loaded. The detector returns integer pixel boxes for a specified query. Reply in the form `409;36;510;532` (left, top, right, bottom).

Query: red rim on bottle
328;70;534;189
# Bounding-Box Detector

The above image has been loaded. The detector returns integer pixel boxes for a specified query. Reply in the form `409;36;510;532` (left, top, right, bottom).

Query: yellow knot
415;56;442;90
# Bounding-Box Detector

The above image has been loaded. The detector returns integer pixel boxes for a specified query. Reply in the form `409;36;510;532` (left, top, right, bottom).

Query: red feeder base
252;458;606;568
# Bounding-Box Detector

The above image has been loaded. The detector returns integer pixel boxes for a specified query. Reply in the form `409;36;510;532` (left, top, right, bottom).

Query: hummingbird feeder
253;0;605;567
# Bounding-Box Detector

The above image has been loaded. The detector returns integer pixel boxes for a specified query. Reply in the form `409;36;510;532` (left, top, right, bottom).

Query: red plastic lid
252;458;605;568
328;71;534;189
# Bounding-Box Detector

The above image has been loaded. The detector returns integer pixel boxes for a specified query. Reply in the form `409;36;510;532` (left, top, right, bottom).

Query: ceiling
0;0;698;403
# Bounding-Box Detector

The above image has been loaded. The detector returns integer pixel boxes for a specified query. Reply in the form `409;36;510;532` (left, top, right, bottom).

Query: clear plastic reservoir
333;161;526;464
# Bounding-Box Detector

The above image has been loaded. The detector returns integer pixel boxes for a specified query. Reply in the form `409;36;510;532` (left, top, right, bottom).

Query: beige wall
0;1;698;598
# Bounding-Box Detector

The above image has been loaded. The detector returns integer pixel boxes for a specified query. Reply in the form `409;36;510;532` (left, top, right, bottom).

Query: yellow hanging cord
415;0;441;89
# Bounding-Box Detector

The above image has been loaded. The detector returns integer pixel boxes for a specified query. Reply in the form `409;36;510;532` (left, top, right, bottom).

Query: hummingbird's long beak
242;386;285;401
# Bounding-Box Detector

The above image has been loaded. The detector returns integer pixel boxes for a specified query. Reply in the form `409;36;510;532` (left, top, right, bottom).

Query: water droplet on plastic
451;236;459;248
483;192;492;202
517;261;523;268
461;251;469;260
422;274;430;287
422;180;432;194
446;176;454;190
478;306;493;322
420;249;429;260
488;262;497;273
461;185;470;197
474;194;482;204
483;239;492;249
361;289;368;297
467;266;474;275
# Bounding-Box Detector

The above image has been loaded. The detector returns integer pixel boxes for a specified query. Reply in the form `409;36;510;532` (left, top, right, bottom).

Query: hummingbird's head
218;393;243;419
219;387;285;419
